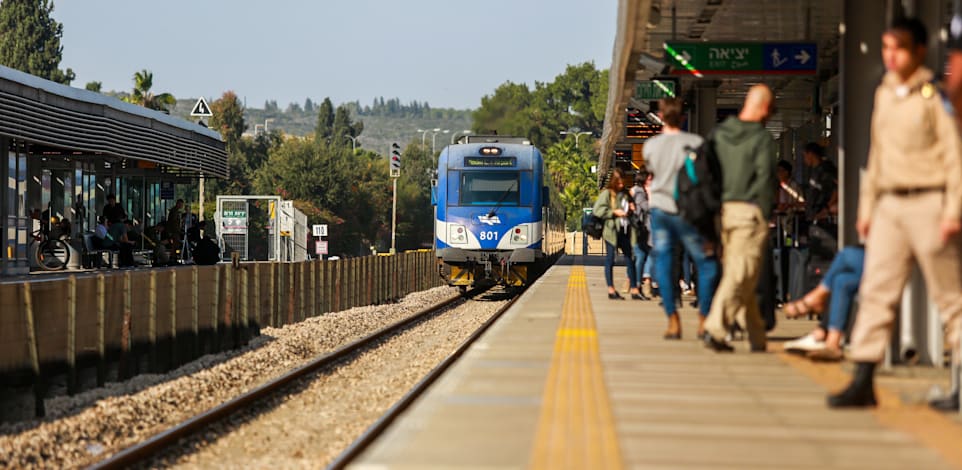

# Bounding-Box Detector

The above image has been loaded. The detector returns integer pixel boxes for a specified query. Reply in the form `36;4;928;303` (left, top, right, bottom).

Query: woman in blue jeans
593;168;639;300
783;245;865;360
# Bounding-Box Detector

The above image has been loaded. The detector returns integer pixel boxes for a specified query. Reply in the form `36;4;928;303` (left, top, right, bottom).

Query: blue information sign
762;43;817;73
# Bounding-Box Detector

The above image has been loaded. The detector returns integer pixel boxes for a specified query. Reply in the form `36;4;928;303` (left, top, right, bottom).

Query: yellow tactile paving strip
779;352;962;469
529;266;624;470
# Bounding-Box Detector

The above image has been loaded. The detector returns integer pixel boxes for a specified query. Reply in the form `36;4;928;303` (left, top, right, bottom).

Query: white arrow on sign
771;49;788;68
795;49;812;65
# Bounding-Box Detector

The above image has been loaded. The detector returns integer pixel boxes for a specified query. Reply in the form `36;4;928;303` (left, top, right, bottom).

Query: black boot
827;362;877;408
929;390;960;411
929;363;960;412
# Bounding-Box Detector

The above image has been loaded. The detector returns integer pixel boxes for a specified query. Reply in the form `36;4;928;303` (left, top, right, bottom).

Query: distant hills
168;96;474;154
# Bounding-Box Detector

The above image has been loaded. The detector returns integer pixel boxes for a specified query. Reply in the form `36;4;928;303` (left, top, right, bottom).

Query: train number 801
479;231;499;241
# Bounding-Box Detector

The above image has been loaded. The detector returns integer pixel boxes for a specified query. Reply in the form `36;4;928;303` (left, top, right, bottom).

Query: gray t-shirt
642;131;704;214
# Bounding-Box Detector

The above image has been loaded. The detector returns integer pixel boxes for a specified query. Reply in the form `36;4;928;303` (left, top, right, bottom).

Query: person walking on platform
593;168;638;300
829;18;962;409
644;97;719;339
702;84;776;353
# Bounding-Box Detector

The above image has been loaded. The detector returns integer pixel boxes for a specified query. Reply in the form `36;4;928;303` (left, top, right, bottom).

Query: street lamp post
431;129;449;153
344;135;359;152
560;130;592;147
417;128;432;146
451;129;473;144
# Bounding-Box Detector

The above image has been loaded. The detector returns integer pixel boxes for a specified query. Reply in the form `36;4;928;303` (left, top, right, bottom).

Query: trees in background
544;140;597;230
0;0;74;84
472;62;607;150
473;62;606;228
123;69;176;112
252;103;390;255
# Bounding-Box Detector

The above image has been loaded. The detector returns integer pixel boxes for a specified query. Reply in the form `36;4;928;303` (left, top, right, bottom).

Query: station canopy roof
599;0;841;179
0;65;228;178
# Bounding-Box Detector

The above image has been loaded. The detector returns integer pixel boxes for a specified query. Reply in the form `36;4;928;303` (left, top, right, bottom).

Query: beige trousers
848;192;962;363
704;202;769;348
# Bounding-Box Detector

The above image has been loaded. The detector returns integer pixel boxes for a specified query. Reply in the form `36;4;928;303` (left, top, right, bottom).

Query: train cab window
460;171;519;206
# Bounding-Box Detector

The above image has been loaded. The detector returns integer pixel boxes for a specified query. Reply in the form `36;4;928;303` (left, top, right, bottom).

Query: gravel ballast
0;286;459;469
155;294;510;469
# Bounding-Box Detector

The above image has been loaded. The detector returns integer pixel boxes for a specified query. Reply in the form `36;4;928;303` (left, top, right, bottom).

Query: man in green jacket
703;84;777;353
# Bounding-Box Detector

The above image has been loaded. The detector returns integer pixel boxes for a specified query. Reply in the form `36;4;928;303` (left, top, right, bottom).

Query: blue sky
54;1;618;110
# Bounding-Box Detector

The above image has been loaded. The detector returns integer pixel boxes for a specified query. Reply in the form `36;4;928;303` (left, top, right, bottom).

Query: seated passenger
107;219;136;267
782;245;865;361
93;216;110;249
145;222;174;266
193;235;220;265
47;216;73;240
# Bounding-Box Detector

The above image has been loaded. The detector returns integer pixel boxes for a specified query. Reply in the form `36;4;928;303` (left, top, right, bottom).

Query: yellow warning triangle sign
190;97;213;117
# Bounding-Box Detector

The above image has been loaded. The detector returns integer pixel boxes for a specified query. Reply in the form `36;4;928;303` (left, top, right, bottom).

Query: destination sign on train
464;157;517;167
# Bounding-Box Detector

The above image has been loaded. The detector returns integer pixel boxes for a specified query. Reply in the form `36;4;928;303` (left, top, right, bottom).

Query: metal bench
81;232;114;268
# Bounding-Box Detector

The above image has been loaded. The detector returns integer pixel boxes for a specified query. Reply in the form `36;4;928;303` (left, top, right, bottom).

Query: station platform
350;255;962;470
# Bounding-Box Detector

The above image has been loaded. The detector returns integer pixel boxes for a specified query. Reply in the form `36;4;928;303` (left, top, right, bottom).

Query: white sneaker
783;333;826;353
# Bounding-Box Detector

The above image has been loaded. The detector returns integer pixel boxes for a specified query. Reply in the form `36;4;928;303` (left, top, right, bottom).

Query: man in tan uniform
829;17;962;408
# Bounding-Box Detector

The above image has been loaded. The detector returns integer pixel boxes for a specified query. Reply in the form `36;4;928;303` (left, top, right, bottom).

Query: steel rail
326;286;524;469
89;288;486;470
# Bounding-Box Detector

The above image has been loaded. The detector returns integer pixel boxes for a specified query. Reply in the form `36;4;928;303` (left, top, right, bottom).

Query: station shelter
0;65;227;275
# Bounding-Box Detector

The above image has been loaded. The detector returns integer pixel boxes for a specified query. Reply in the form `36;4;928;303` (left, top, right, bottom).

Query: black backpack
582;213;604;240
675;134;722;242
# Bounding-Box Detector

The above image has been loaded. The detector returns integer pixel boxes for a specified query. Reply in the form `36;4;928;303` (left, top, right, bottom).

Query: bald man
702;84;777;353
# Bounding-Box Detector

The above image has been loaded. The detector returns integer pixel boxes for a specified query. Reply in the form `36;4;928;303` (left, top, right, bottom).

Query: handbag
583;214;604;239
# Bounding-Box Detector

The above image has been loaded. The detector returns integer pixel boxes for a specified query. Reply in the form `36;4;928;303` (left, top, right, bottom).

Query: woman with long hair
593;168;638;299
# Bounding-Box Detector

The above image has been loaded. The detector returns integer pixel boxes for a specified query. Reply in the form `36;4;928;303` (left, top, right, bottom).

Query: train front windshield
460;171;519;206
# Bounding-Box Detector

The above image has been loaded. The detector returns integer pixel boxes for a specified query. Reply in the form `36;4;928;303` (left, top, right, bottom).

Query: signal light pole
390;143;402;253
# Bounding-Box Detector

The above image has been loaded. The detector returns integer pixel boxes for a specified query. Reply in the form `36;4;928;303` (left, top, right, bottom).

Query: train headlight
511;226;529;244
448;224;468;244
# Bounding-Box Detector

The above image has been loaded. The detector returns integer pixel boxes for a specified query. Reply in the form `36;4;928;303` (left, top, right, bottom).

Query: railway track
327;287;522;469
88;286;520;469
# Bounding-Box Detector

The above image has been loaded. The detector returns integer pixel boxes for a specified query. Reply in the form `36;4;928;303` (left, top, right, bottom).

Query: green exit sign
222;210;247;218
636;80;676;100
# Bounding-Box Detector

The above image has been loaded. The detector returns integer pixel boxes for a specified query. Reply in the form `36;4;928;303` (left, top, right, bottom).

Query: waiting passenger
103;194;127;224
629;173;652;301
167;199;185;244
193;235;220;265
93;216;109;249
107;219;136;267
592;167;636;300
782;245;865;361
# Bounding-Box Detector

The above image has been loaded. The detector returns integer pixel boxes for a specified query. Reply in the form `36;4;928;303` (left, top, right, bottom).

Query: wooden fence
0;250;442;419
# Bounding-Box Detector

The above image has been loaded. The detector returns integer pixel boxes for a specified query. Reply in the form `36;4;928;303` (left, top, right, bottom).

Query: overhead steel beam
599;0;653;186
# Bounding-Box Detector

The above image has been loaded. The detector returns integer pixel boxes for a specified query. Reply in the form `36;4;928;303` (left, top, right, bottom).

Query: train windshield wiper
486;181;517;218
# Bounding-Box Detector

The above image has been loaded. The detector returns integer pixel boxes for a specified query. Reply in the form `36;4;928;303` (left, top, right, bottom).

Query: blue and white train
433;136;565;288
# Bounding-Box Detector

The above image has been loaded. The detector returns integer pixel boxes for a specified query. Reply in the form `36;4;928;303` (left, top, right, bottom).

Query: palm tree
123;69;175;113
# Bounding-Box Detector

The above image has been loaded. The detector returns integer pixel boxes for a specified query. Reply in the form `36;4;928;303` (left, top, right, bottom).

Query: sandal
783;298;821;319
807;347;844;362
